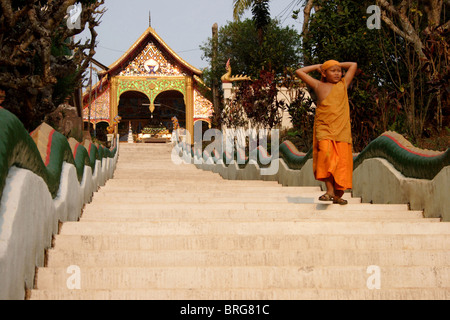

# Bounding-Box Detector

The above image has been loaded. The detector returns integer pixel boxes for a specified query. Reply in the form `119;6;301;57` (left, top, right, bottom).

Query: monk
295;60;357;204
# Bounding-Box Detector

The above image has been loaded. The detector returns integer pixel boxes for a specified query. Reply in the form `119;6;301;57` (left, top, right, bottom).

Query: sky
77;0;304;74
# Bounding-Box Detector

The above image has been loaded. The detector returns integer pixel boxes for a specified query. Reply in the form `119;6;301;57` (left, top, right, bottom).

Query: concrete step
80;209;426;221
93;189;329;197
55;233;450;250
98;185;321;193
88;194;362;205
59;221;450;236
104;179;283;186
45;249;450;268
29;288;450;300
32;144;449;300
81;202;411;212
111;176;230;182
91;189;358;198
52;234;450;251
34;266;450;290
95;187;324;197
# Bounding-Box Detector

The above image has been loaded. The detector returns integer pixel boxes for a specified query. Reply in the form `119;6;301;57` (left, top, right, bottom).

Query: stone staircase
29;143;450;300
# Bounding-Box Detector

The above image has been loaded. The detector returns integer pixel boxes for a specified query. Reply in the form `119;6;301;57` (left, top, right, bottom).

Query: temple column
110;77;119;135
185;76;194;144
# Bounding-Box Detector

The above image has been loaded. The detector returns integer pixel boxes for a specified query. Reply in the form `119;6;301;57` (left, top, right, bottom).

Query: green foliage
300;0;449;150
201;19;302;82
285;90;315;151
302;0;388;79
0;1;104;132
233;70;285;129
252;0;271;43
300;0;396;151
201;18;301;129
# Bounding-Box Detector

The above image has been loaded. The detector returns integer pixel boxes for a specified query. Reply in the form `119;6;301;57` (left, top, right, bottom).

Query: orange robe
313;78;353;190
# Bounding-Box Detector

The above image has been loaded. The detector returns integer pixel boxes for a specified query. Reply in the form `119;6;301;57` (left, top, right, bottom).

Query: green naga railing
352;132;449;180
278;133;449;180
0;107;117;201
279;140;313;170
174;129;449;180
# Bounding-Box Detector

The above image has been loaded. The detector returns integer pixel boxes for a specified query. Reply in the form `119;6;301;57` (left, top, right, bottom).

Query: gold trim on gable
106;27;202;76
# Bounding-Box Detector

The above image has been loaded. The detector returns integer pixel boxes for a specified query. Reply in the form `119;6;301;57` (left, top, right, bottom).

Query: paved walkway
30;143;450;299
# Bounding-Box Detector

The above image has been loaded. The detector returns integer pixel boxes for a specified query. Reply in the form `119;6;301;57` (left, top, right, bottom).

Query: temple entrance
117;89;186;142
153;90;186;130
117;91;151;140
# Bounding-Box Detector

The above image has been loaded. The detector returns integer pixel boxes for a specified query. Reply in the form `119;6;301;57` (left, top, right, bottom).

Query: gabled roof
104;27;202;77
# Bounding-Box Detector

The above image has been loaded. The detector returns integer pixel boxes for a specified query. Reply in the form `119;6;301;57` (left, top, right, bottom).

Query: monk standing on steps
295;60;358;205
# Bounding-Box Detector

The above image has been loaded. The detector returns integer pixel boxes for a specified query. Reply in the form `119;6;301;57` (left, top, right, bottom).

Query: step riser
99;186;306;191
29;288;450;300
46;250;450;268
88;198;362;205
59;221;450;236
92;191;337;198
82;203;409;212
80;209;429;221
52;235;450;251
101;185;290;191
106;178;281;184
35;266;450;290
80;213;427;221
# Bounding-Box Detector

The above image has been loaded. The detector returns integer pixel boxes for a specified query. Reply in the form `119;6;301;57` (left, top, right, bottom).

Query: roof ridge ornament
221;59;252;83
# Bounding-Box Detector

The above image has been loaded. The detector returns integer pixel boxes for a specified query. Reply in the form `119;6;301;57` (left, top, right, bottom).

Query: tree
234;69;285;129
201;19;302;81
376;0;448;59
0;0;105;131
251;0;271;44
232;0;260;20
376;0;449;134
296;0;449;146
292;0;320;42
299;0;393;150
201;19;302;128
233;0;271;44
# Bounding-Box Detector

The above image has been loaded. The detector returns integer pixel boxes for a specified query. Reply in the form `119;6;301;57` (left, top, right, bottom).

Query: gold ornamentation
171;116;180;130
194;88;213;119
221;59;252;83
107;115;121;133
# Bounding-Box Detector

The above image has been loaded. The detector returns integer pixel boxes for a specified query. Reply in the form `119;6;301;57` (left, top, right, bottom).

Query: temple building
82;26;213;142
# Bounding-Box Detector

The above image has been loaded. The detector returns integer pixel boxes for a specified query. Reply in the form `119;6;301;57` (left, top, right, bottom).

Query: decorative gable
118;41;186;77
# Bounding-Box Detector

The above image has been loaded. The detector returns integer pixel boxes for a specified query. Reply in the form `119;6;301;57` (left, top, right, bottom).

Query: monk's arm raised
340;62;358;86
295;64;322;90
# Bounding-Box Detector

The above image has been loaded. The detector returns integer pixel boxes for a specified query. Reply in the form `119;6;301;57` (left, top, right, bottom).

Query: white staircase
29;143;450;300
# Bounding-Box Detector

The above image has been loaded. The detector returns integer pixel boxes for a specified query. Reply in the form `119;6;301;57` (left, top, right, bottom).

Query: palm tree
232;0;254;21
232;0;271;44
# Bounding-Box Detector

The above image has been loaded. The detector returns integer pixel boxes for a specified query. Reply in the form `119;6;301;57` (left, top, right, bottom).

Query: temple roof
102;27;202;77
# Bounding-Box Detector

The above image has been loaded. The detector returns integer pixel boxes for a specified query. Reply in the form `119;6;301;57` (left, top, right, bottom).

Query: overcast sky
77;0;304;73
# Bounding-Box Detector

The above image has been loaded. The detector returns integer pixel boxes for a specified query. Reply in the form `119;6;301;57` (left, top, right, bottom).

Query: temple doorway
117;91;151;140
153;90;186;130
